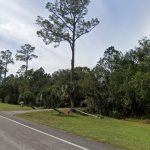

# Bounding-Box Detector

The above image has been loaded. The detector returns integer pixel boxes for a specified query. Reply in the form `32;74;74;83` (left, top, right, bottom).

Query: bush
19;91;36;106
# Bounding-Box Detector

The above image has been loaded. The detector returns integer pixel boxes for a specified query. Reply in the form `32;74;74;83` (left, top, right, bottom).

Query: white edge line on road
0;115;89;150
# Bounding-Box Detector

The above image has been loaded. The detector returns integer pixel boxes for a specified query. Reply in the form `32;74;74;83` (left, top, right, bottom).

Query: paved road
0;112;118;150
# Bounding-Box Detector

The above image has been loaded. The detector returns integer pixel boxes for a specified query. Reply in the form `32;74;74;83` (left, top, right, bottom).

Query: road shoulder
0;111;119;150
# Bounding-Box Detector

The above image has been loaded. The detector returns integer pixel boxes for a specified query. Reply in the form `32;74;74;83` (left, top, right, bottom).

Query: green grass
17;110;150;150
0;103;32;111
126;118;150;124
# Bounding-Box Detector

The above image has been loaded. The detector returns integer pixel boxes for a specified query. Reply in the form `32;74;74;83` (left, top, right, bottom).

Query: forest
0;37;150;119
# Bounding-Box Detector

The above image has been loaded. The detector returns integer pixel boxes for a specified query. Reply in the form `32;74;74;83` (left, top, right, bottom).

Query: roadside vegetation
18;110;150;150
0;0;149;119
0;0;150;149
0;102;32;111
1;37;150;119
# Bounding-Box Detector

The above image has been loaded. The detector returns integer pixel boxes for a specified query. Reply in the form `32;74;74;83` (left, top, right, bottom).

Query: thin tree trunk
70;46;75;109
26;61;28;79
70;17;76;109
4;63;7;79
26;50;28;79
4;70;6;79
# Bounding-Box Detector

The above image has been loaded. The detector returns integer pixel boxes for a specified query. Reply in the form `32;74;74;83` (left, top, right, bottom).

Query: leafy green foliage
0;32;150;119
19;91;36;106
92;38;150;118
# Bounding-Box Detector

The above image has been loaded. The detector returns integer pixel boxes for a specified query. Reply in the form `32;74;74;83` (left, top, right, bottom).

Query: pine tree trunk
70;46;75;109
4;63;7;79
70;18;76;109
26;57;28;79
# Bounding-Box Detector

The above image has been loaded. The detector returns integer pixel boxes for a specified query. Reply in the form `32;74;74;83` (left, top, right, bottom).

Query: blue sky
0;0;150;75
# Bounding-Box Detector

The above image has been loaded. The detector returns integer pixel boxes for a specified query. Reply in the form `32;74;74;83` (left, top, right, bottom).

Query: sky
0;0;150;75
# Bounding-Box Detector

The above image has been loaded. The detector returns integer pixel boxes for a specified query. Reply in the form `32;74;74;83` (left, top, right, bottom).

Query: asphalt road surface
0;112;118;150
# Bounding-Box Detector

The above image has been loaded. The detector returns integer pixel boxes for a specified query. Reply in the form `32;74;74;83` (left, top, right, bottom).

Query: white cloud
1;0;150;75
0;0;72;74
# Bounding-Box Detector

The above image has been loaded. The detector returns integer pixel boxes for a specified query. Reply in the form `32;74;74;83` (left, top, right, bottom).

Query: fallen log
72;108;102;118
53;108;64;115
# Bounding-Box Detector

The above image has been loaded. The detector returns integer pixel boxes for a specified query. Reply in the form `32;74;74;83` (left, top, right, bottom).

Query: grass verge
0;103;32;111
17;110;150;150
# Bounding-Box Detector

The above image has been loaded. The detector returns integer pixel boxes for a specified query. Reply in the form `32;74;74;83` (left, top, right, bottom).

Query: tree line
0;44;37;80
1;0;100;114
0;37;150;118
0;0;150;118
